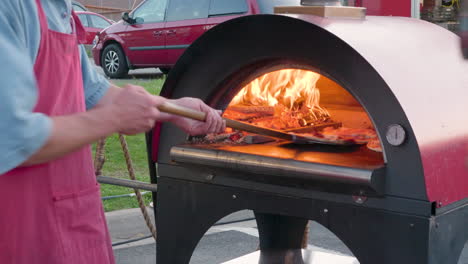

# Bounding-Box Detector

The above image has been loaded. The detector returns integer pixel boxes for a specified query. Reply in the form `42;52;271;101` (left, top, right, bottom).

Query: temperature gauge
386;124;406;146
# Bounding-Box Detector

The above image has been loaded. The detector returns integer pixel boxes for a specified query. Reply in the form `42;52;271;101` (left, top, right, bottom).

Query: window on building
72;3;87;12
209;0;248;16
166;0;210;21
257;0;301;14
132;0;168;23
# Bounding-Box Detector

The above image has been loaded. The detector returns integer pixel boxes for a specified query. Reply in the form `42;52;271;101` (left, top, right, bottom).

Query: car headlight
93;35;99;46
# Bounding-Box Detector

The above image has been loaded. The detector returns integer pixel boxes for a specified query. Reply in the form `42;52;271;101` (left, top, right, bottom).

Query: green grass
97;77;164;212
85;47;93;58
111;78;165;95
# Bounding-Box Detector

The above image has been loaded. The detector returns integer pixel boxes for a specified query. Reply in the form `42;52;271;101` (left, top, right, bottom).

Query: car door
125;0;169;67
164;0;210;65
88;14;113;45
77;13;93;44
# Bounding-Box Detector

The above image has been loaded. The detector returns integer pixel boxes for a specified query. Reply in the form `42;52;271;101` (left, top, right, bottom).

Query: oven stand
156;177;468;264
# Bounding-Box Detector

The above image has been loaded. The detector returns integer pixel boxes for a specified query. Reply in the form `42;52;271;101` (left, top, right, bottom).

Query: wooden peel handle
158;102;206;121
158;102;244;130
157;102;292;141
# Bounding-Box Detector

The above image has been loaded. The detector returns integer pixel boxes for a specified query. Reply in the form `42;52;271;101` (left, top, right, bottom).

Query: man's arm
22;85;163;166
23;84;226;166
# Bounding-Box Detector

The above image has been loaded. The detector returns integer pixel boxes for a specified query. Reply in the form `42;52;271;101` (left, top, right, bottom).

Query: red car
92;0;309;78
76;11;114;45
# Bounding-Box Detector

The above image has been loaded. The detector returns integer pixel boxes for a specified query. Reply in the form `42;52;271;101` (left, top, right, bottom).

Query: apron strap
34;0;86;45
34;0;49;38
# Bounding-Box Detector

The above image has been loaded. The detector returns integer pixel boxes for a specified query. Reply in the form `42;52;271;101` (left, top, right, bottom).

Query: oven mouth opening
191;61;384;167
171;61;386;194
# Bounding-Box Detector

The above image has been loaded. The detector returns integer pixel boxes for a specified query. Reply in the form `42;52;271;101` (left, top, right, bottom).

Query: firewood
227;105;275;114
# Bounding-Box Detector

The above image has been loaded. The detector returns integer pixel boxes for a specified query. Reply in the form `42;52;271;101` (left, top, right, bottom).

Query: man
0;0;225;263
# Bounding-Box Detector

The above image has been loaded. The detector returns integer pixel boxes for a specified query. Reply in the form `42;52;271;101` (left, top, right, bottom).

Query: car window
72;3;87;11
166;0;210;21
256;0;301;14
132;0;168;23
90;15;112;28
77;14;89;27
209;0;248;16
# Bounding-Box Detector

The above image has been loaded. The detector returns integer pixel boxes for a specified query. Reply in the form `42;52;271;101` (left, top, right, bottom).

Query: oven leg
155;177;241;264
255;213;308;264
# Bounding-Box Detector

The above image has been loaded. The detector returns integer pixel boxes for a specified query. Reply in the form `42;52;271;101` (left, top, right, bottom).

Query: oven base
155;177;468;264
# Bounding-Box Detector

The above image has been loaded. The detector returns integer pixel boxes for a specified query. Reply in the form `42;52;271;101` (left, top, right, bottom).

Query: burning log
223;107;273;121
191;131;248;145
224;69;332;131
227;105;275;114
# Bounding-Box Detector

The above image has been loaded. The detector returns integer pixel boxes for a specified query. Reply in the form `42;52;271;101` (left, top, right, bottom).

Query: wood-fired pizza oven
148;12;468;264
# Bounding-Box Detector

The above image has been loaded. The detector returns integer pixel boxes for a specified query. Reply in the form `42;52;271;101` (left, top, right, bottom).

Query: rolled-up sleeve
79;45;110;109
0;5;52;174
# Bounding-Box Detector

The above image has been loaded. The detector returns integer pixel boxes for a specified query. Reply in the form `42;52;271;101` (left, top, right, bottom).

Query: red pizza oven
147;10;468;264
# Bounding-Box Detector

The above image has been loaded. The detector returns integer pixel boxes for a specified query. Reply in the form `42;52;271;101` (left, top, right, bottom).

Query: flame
228;69;330;129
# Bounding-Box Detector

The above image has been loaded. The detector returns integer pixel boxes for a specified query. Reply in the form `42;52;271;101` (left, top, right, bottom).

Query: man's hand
106;84;166;135
160;97;226;136
99;85;225;136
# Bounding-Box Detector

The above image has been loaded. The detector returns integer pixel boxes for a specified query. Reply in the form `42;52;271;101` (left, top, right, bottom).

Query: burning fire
225;69;330;130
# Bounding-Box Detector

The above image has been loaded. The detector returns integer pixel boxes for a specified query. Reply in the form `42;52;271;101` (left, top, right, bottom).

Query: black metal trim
158;164;431;217
208;11;247;17
129;46;164;51
170;146;385;194
129;44;189;51
145;131;158;219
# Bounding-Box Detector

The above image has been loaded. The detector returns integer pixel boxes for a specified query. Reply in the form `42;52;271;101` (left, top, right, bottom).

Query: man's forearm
20;83;225;166
22;107;117;166
93;84;121;108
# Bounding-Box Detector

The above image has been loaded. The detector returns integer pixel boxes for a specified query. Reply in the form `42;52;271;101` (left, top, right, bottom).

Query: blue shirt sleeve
0;1;52;174
79;45;110;110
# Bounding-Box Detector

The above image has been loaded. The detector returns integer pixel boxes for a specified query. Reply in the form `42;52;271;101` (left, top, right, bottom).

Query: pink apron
0;0;114;263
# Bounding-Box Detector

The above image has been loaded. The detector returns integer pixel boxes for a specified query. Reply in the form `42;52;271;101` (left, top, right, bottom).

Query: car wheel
159;67;171;75
101;44;129;78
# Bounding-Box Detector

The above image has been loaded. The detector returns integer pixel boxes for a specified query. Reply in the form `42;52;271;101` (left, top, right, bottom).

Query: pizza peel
158;102;354;146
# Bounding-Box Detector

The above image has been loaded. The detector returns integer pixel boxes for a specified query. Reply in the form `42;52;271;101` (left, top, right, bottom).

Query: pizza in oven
291;126;377;145
320;127;377;144
367;138;382;152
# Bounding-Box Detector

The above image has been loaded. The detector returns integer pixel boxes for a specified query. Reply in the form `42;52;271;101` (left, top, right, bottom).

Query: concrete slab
106;208;255;246
106;207;155;244
91;59;163;80
114;230;258;264
222;249;359;264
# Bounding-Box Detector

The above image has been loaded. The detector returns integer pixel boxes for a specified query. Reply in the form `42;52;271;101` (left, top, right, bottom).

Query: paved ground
87;45;163;81
93;61;163;81
106;208;468;264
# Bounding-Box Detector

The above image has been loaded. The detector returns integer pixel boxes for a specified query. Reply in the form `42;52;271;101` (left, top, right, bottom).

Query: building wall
76;0;144;21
